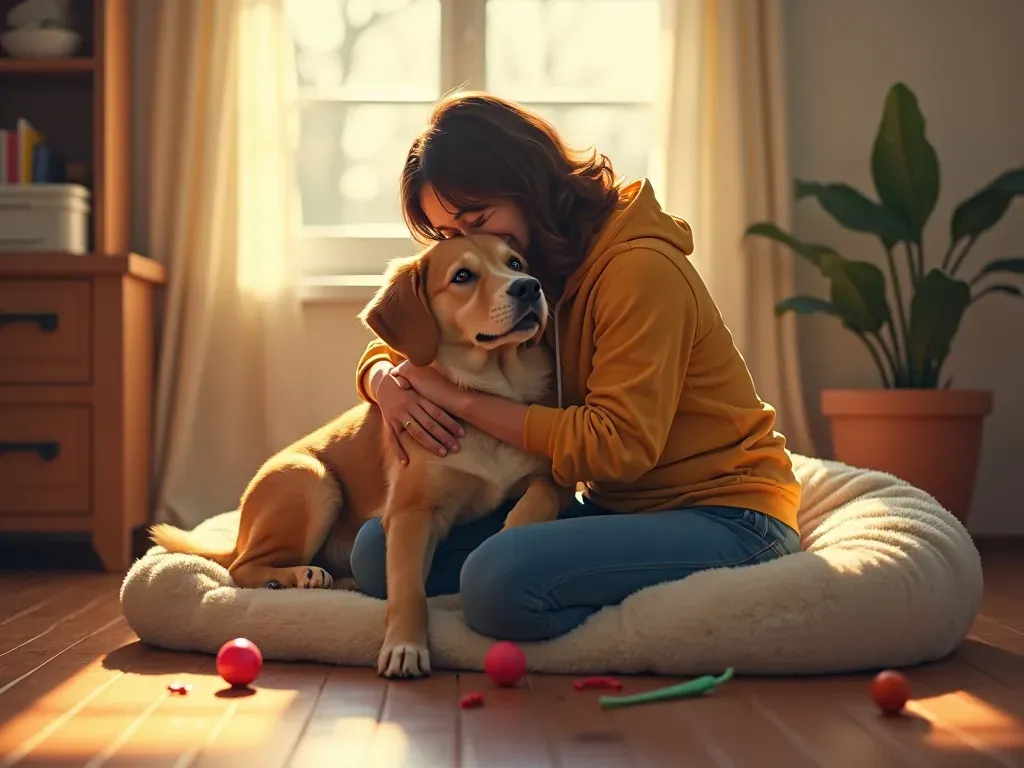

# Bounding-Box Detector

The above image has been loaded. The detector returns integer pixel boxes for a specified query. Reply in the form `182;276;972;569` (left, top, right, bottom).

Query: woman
349;92;801;643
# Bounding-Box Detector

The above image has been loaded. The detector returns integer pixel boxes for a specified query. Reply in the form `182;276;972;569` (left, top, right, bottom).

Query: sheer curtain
147;0;315;528
655;0;816;456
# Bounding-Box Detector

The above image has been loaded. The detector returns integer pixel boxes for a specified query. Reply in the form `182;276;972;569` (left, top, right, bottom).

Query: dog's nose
507;277;542;301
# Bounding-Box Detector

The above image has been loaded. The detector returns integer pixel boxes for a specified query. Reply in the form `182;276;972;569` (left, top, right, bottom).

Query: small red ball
216;637;263;687
871;669;911;714
484;641;526;687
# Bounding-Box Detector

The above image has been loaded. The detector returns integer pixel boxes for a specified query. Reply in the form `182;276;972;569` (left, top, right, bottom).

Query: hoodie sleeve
355;339;406;404
522;248;698;485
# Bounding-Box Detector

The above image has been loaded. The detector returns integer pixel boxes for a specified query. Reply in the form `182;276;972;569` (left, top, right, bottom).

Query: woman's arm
355;340;405;404
365;360;394;404
457;391;530;447
391;363;530;450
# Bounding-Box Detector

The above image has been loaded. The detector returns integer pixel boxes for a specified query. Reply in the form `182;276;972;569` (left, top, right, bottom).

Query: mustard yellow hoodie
356;180;802;533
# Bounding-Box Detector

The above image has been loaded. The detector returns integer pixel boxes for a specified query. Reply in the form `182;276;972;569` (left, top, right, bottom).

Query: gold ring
402;420;413;431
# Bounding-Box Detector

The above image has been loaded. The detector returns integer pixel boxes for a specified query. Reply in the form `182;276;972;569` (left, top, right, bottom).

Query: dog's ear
359;256;438;366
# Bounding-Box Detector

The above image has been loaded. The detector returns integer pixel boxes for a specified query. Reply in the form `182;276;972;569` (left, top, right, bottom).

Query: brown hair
400;92;622;297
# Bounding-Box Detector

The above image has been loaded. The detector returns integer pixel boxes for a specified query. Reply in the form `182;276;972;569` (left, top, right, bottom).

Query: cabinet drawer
0;405;91;514
0;279;91;383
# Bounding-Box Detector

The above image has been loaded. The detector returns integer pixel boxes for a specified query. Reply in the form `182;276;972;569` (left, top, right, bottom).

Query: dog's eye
508;257;523;272
452;268;474;284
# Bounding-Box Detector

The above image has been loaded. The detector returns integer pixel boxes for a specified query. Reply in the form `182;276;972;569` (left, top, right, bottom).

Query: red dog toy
871;670;911;714
216;637;263;687
484;642;526;687
573;676;623;691
460;691;485;709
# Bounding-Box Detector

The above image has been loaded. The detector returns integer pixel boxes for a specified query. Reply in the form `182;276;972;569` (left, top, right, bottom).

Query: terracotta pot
820;389;992;522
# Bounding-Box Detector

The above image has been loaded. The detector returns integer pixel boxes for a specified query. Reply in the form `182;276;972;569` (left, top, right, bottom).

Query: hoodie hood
561;178;695;301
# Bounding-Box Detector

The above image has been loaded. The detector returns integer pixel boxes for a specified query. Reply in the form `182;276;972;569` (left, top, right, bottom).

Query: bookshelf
0;0;166;572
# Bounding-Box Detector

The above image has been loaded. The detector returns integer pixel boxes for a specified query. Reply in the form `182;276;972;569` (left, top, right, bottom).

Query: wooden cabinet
0;279;92;383
1;0;164;571
0;254;164;570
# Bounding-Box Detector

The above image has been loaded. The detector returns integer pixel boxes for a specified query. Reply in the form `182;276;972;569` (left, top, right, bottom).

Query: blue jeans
350;498;801;642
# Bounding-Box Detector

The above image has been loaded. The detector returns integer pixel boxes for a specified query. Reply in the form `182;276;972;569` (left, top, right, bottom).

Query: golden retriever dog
149;233;570;678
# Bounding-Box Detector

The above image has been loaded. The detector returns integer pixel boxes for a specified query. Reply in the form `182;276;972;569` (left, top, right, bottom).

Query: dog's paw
295;566;333;589
377;641;431;679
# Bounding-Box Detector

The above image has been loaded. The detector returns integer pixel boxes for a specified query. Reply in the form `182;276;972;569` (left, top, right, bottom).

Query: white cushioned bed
120;454;983;676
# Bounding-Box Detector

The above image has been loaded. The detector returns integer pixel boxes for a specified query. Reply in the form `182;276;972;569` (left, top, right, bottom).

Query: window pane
296;102;434;227
527;103;653;184
286;0;440;96
485;0;660;102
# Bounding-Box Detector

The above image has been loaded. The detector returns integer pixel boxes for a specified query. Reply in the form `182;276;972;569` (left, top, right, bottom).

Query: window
286;0;662;283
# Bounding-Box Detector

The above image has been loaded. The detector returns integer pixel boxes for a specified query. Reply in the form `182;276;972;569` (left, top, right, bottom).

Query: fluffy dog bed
120;455;983;675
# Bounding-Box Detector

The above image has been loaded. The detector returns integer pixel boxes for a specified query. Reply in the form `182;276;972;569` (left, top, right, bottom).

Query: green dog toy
598;667;735;709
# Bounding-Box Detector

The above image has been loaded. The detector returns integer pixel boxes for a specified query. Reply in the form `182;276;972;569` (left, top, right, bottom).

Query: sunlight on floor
0;662;308;764
911;690;1024;752
339;718;408;765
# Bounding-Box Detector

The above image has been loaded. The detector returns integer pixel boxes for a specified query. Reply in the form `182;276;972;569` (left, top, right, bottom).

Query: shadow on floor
0;528;152;571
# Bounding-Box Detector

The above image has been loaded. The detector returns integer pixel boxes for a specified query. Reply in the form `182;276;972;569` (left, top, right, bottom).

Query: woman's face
419;184;531;255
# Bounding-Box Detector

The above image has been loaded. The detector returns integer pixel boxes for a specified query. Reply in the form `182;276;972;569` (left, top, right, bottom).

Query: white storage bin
0;184;91;255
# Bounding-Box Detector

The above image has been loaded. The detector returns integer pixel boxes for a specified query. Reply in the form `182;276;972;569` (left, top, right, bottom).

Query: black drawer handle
0;441;61;461
0;312;60;332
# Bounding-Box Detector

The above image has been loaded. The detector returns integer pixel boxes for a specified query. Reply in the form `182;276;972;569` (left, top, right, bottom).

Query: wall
783;0;1024;534
131;0;1023;533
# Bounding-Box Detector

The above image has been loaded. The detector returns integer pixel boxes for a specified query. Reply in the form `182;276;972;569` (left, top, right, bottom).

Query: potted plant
745;82;1023;522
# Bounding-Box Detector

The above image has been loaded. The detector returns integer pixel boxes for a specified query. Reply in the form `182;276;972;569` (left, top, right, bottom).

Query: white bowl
0;27;81;59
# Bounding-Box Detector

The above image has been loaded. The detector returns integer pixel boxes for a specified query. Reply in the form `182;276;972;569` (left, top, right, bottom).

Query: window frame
295;0;660;295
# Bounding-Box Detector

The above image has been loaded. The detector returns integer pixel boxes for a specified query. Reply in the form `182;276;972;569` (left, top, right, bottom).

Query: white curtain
655;0;816;456
148;0;316;528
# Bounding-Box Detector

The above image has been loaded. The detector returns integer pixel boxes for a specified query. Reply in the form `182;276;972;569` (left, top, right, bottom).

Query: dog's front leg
378;509;436;679
503;475;568;529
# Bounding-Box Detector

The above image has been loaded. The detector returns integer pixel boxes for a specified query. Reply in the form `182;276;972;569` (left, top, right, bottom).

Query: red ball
871;669;911;714
217;637;263;687
484;641;526;687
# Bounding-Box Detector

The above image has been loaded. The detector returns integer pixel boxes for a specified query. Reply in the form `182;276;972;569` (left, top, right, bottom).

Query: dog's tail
148;523;237;569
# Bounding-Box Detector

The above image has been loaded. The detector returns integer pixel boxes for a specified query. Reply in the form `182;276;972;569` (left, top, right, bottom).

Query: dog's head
358;234;548;366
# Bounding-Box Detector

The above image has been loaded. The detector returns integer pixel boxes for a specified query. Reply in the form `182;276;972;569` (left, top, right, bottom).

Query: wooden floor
0;543;1022;767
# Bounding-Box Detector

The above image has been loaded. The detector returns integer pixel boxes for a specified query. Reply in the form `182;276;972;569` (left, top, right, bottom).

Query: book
0;119;59;184
17;118;44;184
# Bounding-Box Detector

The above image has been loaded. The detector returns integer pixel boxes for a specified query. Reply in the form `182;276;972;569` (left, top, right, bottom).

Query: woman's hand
375;365;464;464
391;361;471;415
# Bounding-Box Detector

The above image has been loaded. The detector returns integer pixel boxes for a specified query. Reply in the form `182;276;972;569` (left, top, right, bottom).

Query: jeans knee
350;518;387;599
460;536;552;642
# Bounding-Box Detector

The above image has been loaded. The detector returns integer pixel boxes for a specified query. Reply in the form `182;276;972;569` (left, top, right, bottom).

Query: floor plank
366;673;459;767
286;666;387;768
457;672;554;768
0;540;1021;767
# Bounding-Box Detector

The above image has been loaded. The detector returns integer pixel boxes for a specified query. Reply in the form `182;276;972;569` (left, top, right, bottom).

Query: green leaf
744;222;837;271
974;284;1024;301
951;187;1013;243
820;255;891;333
774;296;850;319
992;168;1024;194
973;257;1024;284
907;269;971;387
870;83;940;240
795;180;913;245
950;168;1024;243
